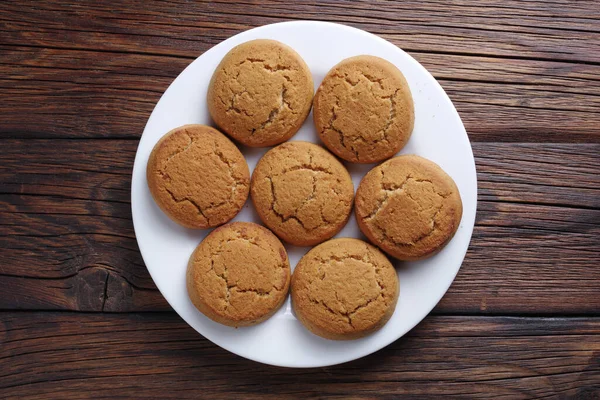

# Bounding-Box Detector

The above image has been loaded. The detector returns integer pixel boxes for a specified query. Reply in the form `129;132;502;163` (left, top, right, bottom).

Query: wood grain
1;4;599;141
1;313;598;399
1;0;599;62
1;140;598;313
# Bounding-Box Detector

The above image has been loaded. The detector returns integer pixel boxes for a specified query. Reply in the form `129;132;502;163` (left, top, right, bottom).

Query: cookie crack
221;233;261;249
226;90;254;117
162;138;245;217
327;72;400;151
237;57;265;66
281;86;295;111
237;58;293;75
212;140;245;208
207;235;281;308
365;174;451;220
225;72;256;117
374;266;386;293
308;251;385;329
334;71;385;90
363;173;450;246
158;132;194;178
263;63;292;72
263;64;294;82
378;88;399;143
251;86;287;135
164;187;209;223
307;295;353;327
314;254;368;264
348;293;382;322
363;173;412;221
209;258;231;309
325;97;360;160
227;59;295;120
344;87;399;148
266;165;337;232
294;173;318;219
266;176;311;231
280;164;334;175
332;72;358;87
273;146;334;175
229;285;278;297
373;202;445;247
263;149;337;228
319;202;333;224
359;72;385;89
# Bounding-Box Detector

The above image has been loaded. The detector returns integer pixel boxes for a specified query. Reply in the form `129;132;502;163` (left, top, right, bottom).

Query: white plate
131;21;477;368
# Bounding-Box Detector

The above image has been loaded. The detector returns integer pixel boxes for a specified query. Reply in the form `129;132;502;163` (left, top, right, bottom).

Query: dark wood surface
2;313;599;399
1;1;599;398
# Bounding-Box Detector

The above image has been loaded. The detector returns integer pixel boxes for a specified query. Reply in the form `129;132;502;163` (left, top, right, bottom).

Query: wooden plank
1;43;599;141
414;52;600;143
0;140;167;311
0;0;599;63
0;140;598;313
0;313;598;398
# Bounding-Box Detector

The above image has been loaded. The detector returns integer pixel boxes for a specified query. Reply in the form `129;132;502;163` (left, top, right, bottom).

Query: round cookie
355;155;463;260
186;222;291;327
313;55;414;163
251;141;354;246
146;124;250;229
207;39;314;147
291;238;399;340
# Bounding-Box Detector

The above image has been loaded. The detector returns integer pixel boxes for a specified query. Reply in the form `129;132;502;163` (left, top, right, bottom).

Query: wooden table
1;1;599;398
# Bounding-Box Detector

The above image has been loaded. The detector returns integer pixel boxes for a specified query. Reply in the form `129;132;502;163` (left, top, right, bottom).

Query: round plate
131;21;477;368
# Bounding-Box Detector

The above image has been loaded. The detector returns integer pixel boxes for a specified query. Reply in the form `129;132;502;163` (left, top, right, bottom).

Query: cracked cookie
356;155;463;260
186;222;290;327
313;55;414;163
251;141;354;246
291;238;398;340
207;39;314;147
147;124;250;229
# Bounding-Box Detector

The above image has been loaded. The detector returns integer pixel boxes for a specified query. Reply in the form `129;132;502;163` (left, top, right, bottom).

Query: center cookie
251;142;354;246
207;39;314;147
313;55;414;163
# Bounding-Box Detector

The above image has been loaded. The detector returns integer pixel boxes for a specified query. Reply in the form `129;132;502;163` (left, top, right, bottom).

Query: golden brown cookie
187;222;291;327
313;55;414;163
355;155;463;260
251;141;354;246
146;124;250;229
207;39;314;147
291;238;399;340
